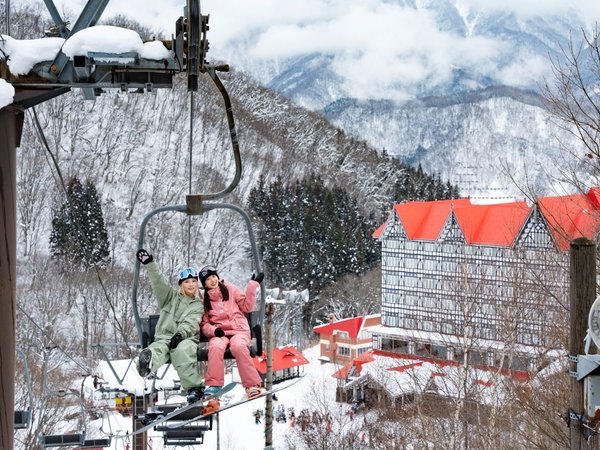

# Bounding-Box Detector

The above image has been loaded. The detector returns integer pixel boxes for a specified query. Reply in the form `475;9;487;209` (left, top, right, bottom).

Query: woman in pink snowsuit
199;265;264;398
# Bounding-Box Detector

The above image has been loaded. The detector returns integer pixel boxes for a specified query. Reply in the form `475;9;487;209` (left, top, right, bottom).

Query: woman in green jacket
136;249;205;403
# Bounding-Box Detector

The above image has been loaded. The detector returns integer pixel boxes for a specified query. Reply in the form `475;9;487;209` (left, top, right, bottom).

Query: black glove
214;328;225;337
251;272;264;284
169;332;183;349
136;249;153;265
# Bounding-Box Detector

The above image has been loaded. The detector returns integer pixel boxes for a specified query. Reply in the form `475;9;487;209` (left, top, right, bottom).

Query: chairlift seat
163;429;205;446
14;410;30;429
81;437;112;448
39;433;85;447
155;404;207;421
141;315;262;361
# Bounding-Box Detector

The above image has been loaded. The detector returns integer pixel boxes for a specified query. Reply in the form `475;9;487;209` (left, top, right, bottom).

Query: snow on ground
87;345;348;449
0;78;14;109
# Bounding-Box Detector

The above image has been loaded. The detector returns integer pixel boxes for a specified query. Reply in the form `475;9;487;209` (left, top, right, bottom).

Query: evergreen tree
50;178;110;269
248;174;380;294
393;163;459;202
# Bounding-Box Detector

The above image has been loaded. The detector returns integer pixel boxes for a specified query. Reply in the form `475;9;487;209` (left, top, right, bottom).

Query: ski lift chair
141;311;263;361
132;58;264;363
134;200;265;364
38;349;112;448
14;349;32;430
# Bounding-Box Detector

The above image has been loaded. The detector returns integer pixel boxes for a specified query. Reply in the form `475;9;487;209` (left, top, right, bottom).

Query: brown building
313;314;381;365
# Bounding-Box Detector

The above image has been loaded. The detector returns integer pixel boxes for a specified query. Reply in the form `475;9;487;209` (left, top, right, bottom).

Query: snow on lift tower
0;0;219;447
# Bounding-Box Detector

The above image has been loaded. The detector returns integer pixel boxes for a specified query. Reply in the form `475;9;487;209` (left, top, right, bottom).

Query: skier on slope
135;249;205;403
199;265;264;399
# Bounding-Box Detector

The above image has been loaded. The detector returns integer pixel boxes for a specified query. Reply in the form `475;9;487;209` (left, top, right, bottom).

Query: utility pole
264;301;275;448
569;237;597;450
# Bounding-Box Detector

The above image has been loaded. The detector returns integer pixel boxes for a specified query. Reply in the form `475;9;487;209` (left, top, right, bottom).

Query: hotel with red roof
370;188;600;372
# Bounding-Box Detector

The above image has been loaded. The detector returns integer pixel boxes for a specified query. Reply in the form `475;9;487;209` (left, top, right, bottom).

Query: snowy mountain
223;1;581;109
323;87;580;200
205;0;592;198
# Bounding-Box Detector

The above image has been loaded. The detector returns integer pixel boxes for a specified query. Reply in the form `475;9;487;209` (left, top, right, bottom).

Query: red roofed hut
252;346;310;383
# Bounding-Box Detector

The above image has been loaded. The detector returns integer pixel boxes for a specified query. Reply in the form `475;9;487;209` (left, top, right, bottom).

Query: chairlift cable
29;106;134;351
186;90;195;266
16;303;92;374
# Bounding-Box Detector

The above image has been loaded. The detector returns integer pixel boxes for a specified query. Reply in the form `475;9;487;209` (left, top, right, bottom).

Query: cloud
242;2;506;100
43;0;600;101
496;51;552;88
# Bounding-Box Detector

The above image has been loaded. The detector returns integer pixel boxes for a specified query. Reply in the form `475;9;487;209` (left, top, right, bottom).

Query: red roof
454;201;530;246
372;222;386;238
253;346;309;374
333;349;530;382
332;350;374;379
537;189;600;251
313;316;365;340
389;361;424;372
375;188;600;250
395;199;471;240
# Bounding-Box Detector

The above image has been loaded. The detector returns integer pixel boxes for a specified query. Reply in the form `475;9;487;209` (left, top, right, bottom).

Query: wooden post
0;107;20;450
264;302;274;448
569;237;597;450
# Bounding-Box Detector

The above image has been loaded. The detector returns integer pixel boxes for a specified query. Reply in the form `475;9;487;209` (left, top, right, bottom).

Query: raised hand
251;272;264;284
136;249;153;265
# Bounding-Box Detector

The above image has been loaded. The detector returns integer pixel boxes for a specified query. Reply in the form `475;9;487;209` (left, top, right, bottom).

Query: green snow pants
148;336;203;391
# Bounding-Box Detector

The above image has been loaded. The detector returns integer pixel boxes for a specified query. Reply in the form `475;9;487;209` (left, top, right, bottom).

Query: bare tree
542;25;600;193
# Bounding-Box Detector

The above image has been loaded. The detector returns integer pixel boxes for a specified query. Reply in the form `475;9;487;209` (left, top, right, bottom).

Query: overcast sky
12;0;600;101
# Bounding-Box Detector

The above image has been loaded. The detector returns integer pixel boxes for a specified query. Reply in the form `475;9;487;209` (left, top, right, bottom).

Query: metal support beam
48;0;110;79
42;0;69;38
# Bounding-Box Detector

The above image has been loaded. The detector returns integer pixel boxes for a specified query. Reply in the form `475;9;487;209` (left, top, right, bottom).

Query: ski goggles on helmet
199;265;219;286
199;265;218;279
178;267;198;281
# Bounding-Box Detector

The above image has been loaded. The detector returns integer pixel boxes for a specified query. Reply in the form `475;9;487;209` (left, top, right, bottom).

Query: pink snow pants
205;332;262;388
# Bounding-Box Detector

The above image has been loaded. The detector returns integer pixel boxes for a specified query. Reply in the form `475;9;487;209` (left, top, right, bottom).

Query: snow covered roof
373;188;600;250
97;359;180;397
253;346;310;374
339;350;529;405
0;79;14;109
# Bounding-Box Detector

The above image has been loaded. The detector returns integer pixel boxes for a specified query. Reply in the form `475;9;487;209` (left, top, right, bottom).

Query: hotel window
431;344;446;359
415;342;432;357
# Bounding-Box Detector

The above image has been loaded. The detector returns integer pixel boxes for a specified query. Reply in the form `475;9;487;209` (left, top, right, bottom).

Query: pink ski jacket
200;280;260;337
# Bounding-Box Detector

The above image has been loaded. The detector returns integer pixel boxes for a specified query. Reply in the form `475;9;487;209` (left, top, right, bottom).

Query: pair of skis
130;382;237;436
127;375;304;437
165;375;305;430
